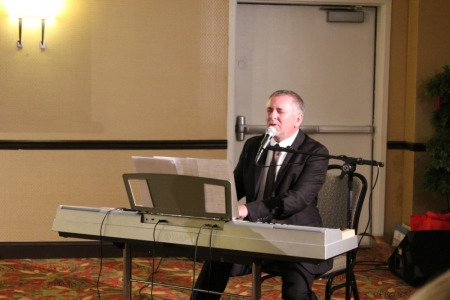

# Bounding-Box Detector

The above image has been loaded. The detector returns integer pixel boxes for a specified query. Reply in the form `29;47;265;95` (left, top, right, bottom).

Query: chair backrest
318;164;368;233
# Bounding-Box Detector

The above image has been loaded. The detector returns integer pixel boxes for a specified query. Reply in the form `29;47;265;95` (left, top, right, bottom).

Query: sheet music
132;156;178;174
131;156;238;218
195;158;230;180
192;158;235;214
132;156;178;207
152;156;197;175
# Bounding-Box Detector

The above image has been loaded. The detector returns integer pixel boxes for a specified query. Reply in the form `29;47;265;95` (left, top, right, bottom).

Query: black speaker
388;230;450;286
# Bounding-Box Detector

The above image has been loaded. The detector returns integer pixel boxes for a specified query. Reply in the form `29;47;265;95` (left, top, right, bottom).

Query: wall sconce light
4;0;64;49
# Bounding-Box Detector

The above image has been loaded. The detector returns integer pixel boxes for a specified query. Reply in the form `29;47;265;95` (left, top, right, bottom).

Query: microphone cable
96;208;114;300
354;165;384;270
190;224;216;297
358;164;380;248
138;219;167;300
205;225;217;296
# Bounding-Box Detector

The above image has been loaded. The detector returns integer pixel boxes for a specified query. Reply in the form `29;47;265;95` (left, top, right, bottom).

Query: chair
316;164;367;300
260;164;368;300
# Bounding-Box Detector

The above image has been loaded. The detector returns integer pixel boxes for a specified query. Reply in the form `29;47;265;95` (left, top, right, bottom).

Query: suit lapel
274;130;306;188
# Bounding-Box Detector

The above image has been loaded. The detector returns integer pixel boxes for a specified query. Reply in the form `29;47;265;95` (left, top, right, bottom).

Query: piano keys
52;205;358;299
53;205;357;260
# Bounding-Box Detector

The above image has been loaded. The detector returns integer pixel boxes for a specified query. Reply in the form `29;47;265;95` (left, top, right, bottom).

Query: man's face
266;94;303;142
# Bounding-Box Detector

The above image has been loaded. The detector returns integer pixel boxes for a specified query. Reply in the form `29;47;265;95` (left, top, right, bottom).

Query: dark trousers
191;260;317;300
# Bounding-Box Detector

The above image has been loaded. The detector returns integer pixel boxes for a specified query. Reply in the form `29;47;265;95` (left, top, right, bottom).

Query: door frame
227;0;391;236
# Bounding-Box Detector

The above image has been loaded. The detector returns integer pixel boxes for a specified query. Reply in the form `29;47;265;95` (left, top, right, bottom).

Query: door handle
235;116;373;141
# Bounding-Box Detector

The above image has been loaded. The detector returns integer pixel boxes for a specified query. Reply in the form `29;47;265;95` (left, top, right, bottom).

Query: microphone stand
266;145;384;300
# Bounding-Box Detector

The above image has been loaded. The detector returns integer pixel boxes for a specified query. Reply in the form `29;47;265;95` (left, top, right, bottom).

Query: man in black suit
192;90;331;300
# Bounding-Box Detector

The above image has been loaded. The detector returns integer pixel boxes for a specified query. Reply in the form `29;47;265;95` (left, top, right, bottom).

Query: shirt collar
271;129;299;148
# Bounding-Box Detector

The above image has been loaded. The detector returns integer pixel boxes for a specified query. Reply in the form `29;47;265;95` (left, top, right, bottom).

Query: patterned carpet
0;249;417;299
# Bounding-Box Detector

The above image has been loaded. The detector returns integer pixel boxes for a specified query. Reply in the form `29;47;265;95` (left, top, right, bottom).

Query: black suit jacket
233;130;332;274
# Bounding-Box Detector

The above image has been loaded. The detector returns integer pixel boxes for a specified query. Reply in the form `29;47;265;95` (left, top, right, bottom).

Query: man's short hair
269;90;305;113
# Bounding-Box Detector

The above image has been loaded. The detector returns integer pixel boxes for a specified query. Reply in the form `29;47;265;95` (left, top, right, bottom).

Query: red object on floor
410;211;450;231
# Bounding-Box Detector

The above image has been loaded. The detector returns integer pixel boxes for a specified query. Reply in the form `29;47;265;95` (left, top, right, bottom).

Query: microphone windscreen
267;126;276;136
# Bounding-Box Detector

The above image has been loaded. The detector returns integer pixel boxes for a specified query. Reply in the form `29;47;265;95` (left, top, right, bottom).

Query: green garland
423;65;450;211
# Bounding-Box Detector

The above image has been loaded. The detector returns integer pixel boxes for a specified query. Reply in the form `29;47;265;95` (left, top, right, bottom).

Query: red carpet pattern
0;250;417;299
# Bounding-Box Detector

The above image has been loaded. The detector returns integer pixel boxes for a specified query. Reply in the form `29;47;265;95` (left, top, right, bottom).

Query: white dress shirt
257;130;299;200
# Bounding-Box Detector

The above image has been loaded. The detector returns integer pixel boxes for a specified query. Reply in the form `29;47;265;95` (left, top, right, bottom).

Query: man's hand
238;205;248;218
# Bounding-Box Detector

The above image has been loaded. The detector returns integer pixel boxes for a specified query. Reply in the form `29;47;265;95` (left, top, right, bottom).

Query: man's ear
296;113;304;127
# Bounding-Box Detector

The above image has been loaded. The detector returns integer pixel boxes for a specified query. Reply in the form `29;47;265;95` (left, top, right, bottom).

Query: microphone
255;126;277;166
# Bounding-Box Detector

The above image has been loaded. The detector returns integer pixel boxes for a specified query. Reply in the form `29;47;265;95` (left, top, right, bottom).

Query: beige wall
385;0;450;237
0;0;228;140
1;149;226;241
384;0;408;238
0;0;229;241
1;0;450;242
